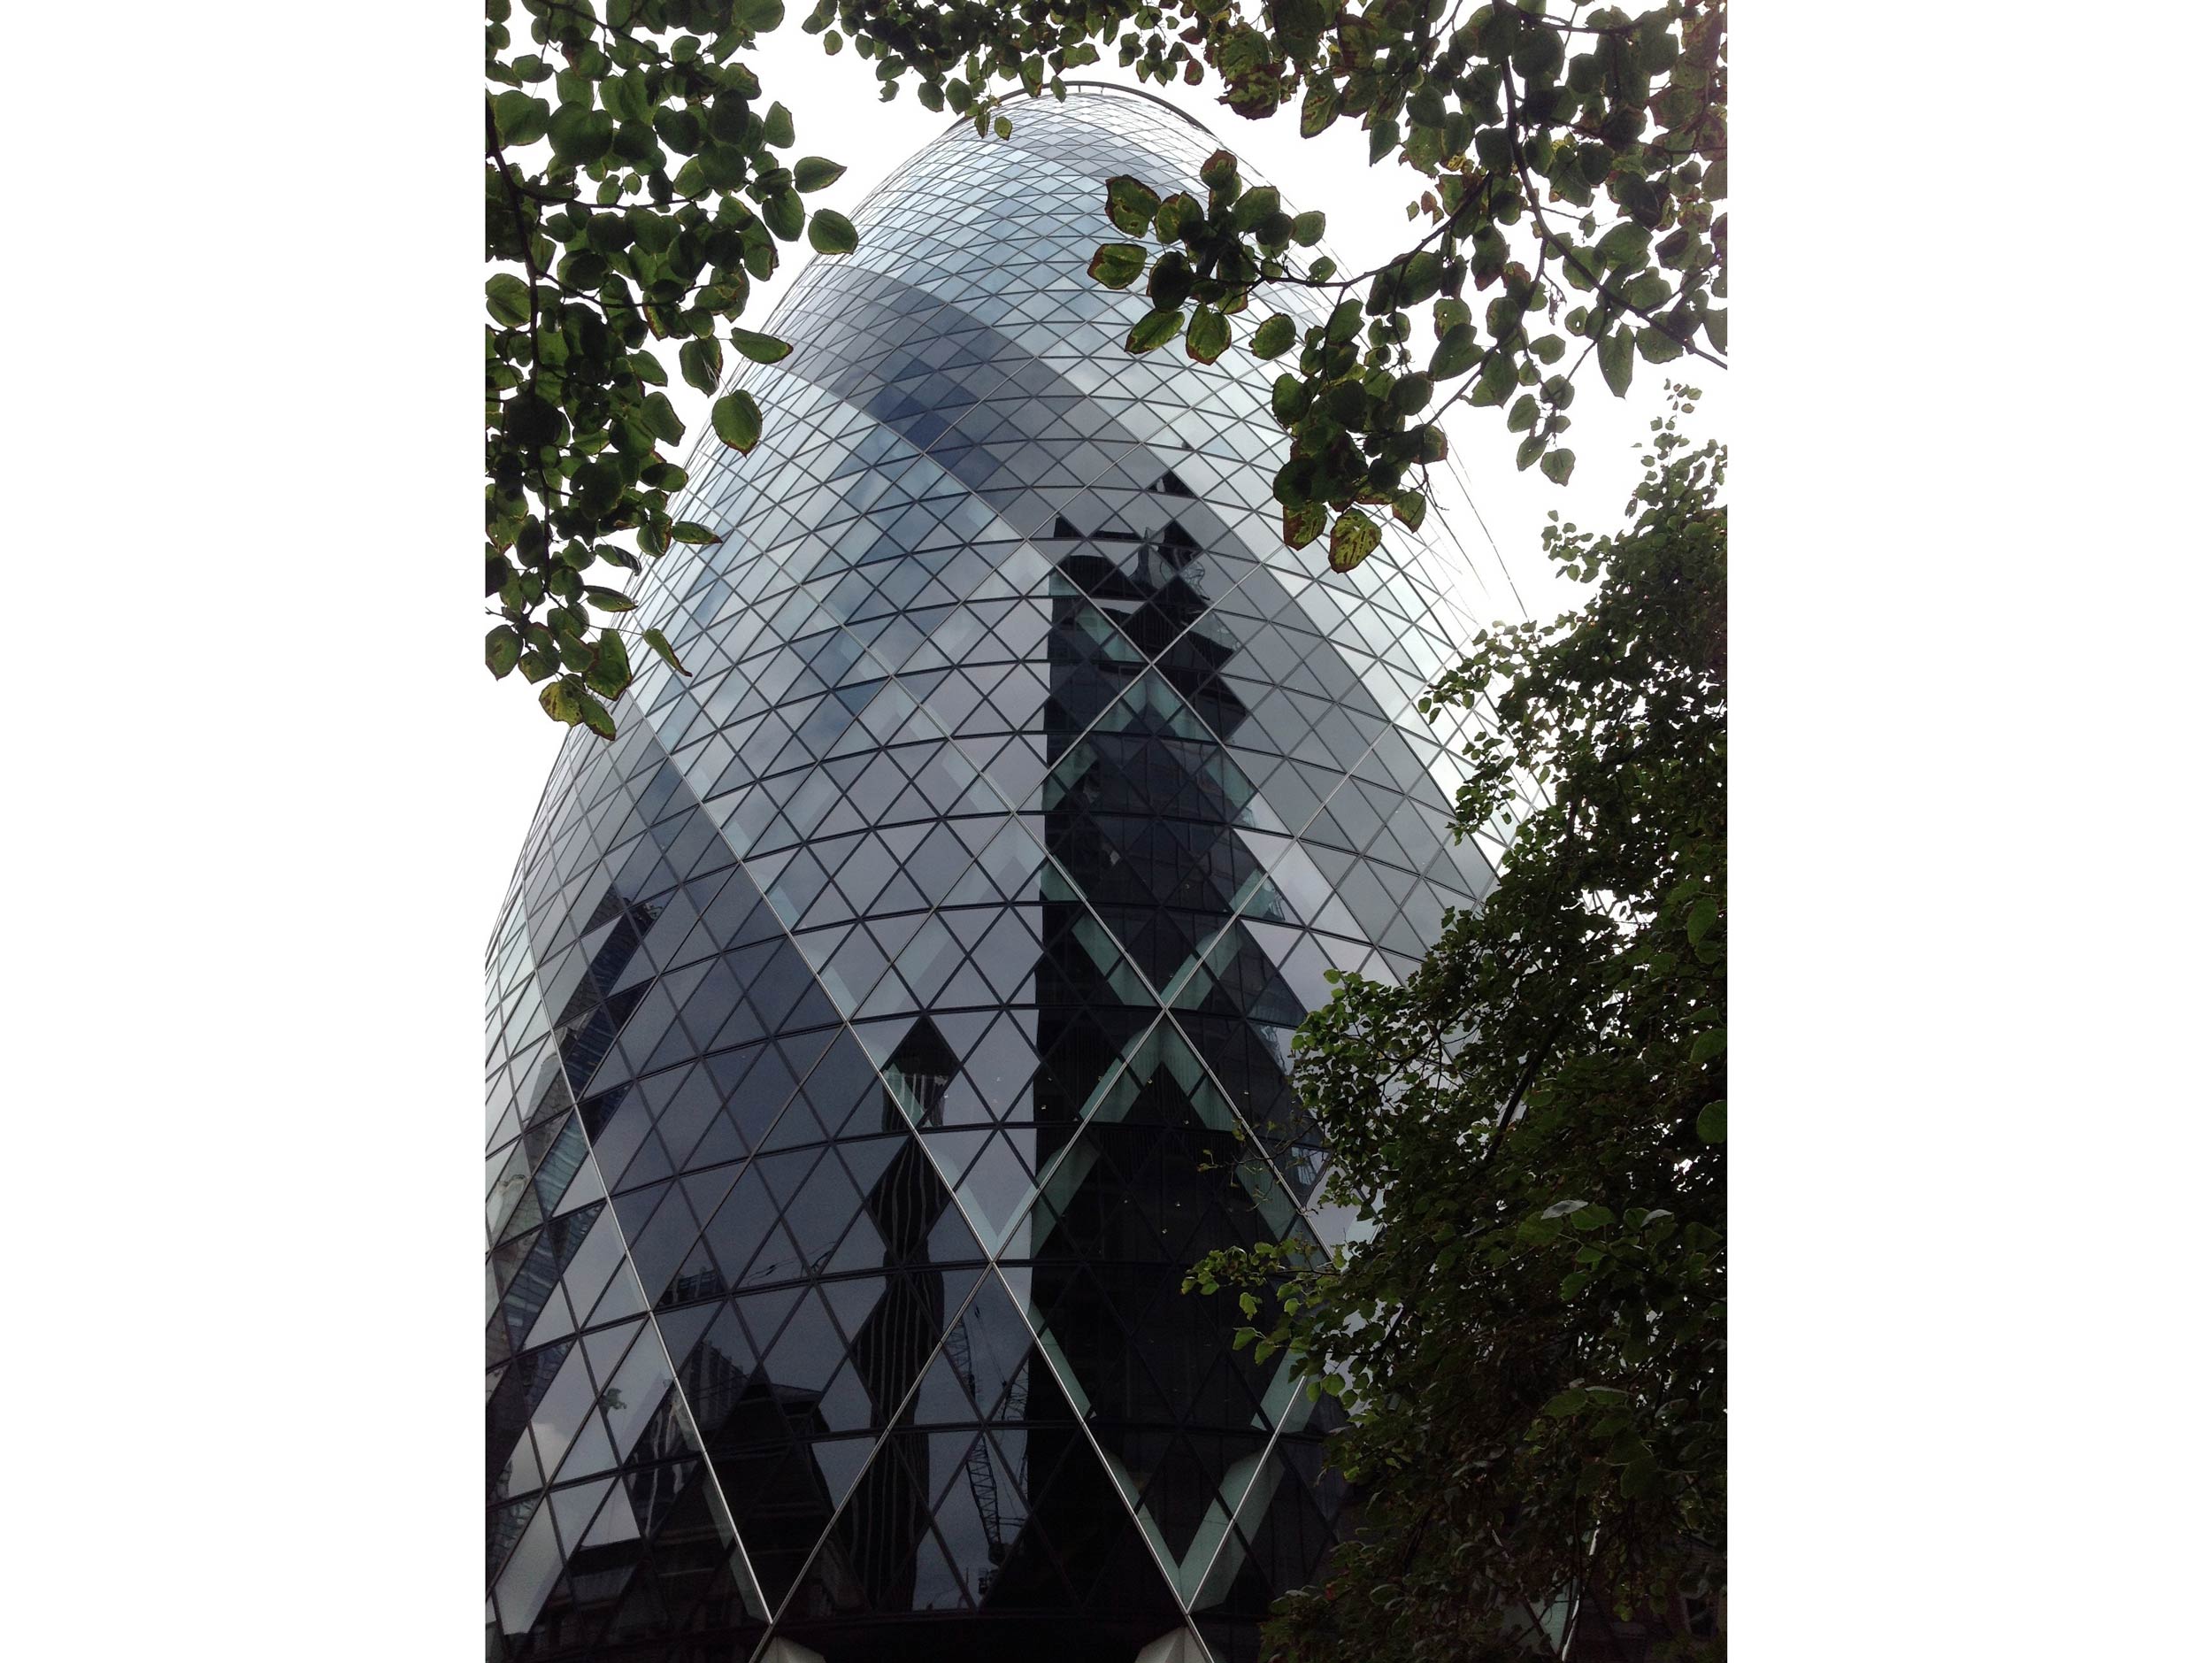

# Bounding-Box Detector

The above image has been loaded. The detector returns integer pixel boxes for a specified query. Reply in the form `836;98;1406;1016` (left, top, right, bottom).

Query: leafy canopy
486;0;1726;731
484;0;851;737
818;0;1726;565
1193;389;1725;1659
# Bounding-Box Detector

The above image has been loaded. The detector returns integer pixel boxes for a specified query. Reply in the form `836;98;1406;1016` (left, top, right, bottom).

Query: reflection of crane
941;1313;1027;1597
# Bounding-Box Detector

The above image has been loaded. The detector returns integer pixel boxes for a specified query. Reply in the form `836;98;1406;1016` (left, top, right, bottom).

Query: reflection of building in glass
484;85;1509;1663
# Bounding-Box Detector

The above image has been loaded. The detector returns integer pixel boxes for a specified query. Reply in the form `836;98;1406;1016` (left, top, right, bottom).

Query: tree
1194;388;1725;1659
486;0;1726;732
485;0;855;737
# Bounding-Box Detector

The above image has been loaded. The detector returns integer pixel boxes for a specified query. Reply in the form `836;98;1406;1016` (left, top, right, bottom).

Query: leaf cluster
1090;158;1445;571
1193;389;1726;1660
781;0;1723;571
1092;0;1726;567
485;0;857;733
827;0;1725;570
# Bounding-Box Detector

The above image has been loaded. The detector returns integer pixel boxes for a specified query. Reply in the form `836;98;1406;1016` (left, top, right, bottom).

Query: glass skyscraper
486;84;1509;1663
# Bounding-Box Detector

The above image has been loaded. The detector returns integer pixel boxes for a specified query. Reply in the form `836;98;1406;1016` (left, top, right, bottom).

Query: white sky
470;41;1729;923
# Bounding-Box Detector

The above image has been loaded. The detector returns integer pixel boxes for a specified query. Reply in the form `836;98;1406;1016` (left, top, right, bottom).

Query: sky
469;40;1731;924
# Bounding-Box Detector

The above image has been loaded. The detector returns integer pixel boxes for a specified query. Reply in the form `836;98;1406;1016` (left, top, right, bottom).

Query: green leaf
547;104;613;166
762;101;795;148
1231;184;1281;234
733;0;784;28
806;209;858;255
1283;501;1326;550
1460;352;1511;408
1386;372;1432;420
1328;508;1380;574
1686;897;1718;942
1200;148;1238;190
1125;308;1185;353
584;586;638;612
1104;174;1162;236
1325;299;1363;343
572;458;622;513
1696;1100;1727;1143
584;628;631;698
1392;491;1427;531
1299;81;1339;137
1598;327;1635;397
1636;325;1685;365
1429;322;1479;379
1398;249;1444;305
1540;448;1576;485
1250;314;1295;359
1147;250;1194;309
1187;305;1230;365
641;391;684;445
641;627;688;675
652;104;701;154
1541;1389;1588;1418
1087;243;1148;289
486;625;523;677
669;521;721;545
574;687;617;739
492;91;551;147
793;156;847;192
712;389;763;452
1238;1291;1260;1319
1508;394;1540;434
729;327;793;363
485;273;532;327
763;189;805;242
695;141;748;194
993;114;1012;140
1597;221;1652;268
680;336;725;396
541;674;616;737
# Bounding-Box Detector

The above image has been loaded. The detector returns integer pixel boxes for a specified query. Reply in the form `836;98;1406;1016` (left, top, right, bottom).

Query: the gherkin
486;84;1508;1663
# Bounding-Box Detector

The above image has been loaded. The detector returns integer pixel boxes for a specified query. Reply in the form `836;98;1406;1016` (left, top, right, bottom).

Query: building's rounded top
937;77;1221;142
1053;79;1221;136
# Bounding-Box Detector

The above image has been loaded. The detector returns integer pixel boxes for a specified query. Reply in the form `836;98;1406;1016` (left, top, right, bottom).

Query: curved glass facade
485;86;1509;1663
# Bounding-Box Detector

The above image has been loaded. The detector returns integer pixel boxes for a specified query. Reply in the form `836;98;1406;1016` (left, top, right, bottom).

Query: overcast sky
469;42;1728;923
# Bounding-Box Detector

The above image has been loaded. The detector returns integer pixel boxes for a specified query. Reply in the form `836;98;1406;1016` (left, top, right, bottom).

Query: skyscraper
486;84;1509;1663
